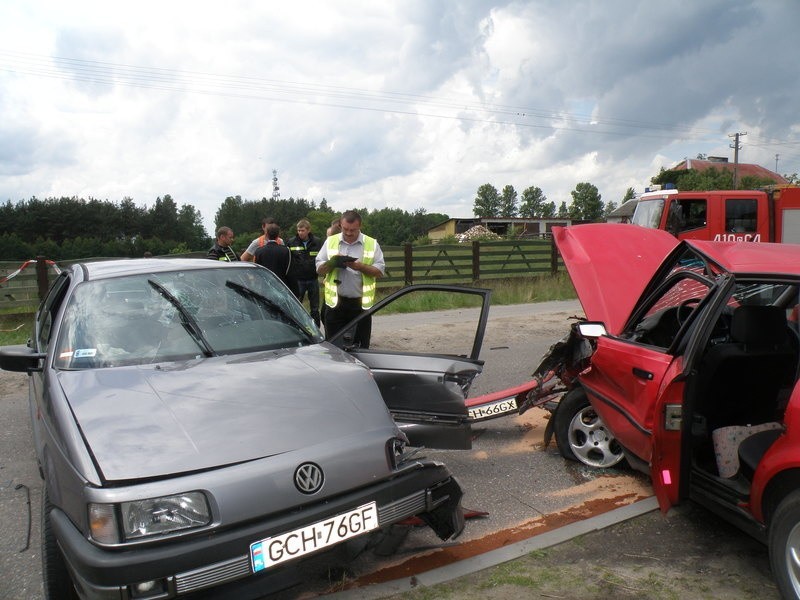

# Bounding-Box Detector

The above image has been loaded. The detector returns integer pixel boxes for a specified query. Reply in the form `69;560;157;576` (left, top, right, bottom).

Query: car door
329;284;490;449
579;249;717;510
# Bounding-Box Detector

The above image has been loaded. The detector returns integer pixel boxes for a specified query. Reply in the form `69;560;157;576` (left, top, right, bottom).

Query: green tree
499;185;518;217
214;196;247;234
364;207;414;245
473;183;501;217
569;182;604;221
557;201;569;218
148;195;180;241
0;233;33;261
306;209;339;239
542;201;556;218
411;209;448;241
176;205;208;249
519;186;548;217
621;187;636;203
603;201;618;217
649;166;781;191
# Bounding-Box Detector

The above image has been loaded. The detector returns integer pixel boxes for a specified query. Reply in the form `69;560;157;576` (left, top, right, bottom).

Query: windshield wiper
225;280;313;341
147;279;215;357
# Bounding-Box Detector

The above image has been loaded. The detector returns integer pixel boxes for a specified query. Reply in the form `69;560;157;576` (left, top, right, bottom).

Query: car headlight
89;491;211;544
387;436;407;469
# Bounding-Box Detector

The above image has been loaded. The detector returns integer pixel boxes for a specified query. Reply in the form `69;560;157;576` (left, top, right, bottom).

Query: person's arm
350;242;385;278
348;261;383;278
240;238;258;262
316;243;331;275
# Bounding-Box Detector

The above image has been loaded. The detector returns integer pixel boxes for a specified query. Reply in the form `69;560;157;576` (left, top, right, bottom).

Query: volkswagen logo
294;463;324;494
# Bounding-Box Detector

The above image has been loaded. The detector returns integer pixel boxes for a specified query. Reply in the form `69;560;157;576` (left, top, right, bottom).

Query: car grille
377;489;427;523
175;555;251;594
173;489;427;594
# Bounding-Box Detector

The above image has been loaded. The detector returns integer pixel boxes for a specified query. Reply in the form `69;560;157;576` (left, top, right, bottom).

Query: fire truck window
725;198;758;233
680;199;706;231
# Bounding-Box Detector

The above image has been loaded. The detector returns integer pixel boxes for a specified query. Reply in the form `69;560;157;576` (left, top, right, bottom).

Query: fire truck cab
631;185;800;244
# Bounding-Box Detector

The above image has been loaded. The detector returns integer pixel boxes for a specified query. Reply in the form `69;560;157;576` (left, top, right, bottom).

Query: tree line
0;194;450;261
472;182;623;221
214;195;448;252
0;195;207;261
472;160;783;221
1;161;784;261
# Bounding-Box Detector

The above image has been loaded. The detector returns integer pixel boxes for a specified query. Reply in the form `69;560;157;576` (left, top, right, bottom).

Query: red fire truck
631;185;800;243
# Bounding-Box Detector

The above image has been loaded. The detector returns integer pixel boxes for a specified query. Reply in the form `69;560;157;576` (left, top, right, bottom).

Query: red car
540;223;800;599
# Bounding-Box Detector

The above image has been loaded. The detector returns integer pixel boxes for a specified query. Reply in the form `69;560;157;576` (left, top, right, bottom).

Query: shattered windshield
54;267;322;369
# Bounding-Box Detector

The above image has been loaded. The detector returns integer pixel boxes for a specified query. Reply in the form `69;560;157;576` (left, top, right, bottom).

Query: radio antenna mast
272;170;280;201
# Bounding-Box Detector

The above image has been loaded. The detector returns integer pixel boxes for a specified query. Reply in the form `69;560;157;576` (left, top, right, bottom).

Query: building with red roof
671;156;788;184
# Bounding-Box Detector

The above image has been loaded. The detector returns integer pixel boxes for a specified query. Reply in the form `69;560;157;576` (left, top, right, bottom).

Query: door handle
632;367;654;380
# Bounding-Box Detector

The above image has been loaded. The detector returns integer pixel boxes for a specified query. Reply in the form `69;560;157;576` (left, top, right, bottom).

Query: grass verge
375;273;576;314
0;307;35;345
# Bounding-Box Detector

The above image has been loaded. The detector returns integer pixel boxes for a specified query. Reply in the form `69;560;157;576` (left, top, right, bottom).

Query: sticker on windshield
73;348;97;358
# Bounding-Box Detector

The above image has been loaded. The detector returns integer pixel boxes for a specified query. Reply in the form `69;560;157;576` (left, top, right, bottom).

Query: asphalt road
0;300;774;599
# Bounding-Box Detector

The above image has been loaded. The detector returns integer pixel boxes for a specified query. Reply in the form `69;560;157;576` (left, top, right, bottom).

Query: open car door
329;284;490;449
556;225;719;511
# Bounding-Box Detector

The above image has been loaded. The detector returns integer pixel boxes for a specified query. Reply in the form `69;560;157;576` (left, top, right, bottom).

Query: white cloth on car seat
712;422;783;478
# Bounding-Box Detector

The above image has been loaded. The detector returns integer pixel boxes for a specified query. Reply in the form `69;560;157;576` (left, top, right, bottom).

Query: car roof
688;240;800;276
71;258;258;281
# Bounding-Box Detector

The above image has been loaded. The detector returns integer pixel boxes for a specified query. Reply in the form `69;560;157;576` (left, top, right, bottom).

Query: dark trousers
324;296;372;349
295;279;320;326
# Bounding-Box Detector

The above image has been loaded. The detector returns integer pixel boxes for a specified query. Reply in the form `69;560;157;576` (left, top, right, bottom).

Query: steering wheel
676;298;701;326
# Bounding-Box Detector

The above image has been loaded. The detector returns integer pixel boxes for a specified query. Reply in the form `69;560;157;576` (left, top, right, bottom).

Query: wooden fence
0;240;562;310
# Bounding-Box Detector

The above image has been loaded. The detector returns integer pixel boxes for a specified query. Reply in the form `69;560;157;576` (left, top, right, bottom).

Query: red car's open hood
553;224;679;334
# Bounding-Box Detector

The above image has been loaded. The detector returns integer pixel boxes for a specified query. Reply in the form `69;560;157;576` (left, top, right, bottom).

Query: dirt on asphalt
345;306;784;600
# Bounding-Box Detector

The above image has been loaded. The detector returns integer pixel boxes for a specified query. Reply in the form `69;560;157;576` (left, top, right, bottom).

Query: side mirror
576;322;607;339
0;345;45;373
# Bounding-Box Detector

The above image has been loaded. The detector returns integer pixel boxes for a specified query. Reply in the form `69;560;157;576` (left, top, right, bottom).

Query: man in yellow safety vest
315;210;385;348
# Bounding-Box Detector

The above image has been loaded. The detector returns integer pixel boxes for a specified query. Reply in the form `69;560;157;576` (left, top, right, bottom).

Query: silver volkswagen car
0;259;489;599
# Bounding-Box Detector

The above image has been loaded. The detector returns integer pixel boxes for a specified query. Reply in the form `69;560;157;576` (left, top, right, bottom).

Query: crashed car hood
58;346;394;482
554;224;679;334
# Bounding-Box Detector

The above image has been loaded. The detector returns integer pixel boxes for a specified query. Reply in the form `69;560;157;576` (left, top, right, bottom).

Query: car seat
698;305;797;432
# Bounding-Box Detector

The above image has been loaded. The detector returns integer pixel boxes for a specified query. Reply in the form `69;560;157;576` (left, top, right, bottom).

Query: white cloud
1;0;799;236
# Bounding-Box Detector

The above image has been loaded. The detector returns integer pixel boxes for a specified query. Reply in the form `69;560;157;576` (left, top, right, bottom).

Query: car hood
553;224;679;334
58;345;395;482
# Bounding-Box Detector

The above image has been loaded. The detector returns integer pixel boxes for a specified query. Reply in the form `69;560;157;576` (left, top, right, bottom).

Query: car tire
41;487;78;600
769;490;800;600
553;388;625;468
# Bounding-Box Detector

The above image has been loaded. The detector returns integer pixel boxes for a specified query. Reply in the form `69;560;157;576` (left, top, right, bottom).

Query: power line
0;49;744;143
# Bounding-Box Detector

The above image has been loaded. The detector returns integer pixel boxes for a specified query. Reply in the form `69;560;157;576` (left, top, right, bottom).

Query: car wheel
554;388;625;468
769;490;800;600
41;487;78;600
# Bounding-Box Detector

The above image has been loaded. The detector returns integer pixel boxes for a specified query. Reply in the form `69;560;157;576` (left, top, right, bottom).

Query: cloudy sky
1;0;799;235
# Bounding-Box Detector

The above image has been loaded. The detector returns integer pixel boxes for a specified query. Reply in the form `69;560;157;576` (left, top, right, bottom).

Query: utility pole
776;153;780;173
272;169;280;201
729;132;747;189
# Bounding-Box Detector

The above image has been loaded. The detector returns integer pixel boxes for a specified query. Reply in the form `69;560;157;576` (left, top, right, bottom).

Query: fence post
472;241;480;281
550;237;559;275
36;256;50;301
403;243;413;285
